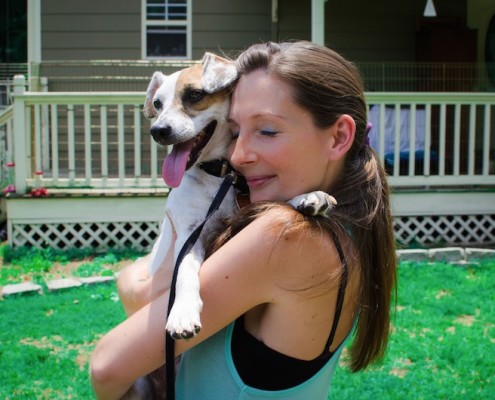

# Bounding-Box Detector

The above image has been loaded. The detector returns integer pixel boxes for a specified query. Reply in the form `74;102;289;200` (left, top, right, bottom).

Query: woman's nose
229;134;256;167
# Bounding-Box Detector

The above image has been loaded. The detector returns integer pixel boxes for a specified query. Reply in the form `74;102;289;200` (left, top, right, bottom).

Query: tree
0;0;27;63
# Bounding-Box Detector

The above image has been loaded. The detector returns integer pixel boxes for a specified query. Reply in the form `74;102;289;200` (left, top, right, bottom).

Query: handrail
366;92;495;104
0;105;13;125
16;91;493;105
15;91;144;105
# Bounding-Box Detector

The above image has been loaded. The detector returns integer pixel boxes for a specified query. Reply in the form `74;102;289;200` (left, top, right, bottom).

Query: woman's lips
245;175;274;189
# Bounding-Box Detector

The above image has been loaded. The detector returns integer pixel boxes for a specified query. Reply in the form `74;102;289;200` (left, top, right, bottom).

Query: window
142;0;191;59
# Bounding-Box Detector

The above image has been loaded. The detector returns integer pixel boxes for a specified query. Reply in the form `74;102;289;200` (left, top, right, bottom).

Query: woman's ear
327;114;355;160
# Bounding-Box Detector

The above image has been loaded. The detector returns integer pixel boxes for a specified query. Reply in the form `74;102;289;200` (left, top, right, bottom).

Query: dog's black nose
150;125;172;144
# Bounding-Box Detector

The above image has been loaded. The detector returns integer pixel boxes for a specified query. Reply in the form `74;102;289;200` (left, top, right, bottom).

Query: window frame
141;0;192;60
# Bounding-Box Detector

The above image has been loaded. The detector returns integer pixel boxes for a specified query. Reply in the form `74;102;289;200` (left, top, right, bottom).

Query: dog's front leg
166;242;204;339
148;214;174;276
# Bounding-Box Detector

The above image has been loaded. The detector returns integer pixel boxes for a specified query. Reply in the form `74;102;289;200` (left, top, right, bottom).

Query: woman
91;41;397;399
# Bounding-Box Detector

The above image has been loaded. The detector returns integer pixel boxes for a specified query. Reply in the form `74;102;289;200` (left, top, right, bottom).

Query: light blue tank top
176;321;347;400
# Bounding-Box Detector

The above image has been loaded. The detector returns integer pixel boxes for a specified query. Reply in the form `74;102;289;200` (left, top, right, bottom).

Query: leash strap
165;171;237;400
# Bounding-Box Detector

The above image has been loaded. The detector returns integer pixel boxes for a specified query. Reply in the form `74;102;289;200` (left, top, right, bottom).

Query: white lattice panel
9;214;495;251
6;194;167;251
11;221;160;251
394;214;495;247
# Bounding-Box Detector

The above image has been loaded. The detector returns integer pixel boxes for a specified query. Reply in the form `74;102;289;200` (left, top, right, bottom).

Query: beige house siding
34;0;487;93
40;0;274;61
39;0;471;63
41;0;141;60
191;0;469;62
192;0;272;58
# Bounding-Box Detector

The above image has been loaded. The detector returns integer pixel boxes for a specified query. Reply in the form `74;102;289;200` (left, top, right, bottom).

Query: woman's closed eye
259;129;279;137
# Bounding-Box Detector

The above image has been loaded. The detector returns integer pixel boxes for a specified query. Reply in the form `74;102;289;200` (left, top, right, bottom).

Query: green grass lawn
0;246;144;286
0;284;125;399
0;247;494;399
332;260;495;399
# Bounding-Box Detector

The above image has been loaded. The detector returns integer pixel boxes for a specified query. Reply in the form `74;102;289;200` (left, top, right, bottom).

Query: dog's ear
143;71;165;119
201;53;238;94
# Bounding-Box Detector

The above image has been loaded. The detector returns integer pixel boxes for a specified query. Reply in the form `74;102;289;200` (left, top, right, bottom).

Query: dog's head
144;53;238;188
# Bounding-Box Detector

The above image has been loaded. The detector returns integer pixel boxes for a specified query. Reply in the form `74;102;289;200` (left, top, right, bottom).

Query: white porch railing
367;92;495;187
9;75;160;194
3;75;495;195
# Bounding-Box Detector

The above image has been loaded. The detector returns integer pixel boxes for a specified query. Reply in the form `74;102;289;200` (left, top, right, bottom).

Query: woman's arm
90;211;285;399
90;289;170;399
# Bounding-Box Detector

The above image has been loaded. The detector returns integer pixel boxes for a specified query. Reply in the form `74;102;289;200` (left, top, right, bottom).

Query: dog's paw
288;191;337;218
166;298;203;340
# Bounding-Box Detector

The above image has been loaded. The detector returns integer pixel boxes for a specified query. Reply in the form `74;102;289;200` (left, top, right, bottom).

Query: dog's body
144;53;238;339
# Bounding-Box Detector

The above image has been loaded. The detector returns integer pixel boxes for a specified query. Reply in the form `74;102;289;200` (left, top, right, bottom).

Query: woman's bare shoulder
201;203;345;305
235;204;343;289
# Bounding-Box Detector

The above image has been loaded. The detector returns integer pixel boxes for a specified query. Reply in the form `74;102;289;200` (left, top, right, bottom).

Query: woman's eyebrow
228;113;287;123
251;111;287;121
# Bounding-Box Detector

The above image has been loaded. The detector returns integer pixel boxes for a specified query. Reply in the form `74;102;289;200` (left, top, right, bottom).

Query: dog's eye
185;89;206;104
153;99;162;110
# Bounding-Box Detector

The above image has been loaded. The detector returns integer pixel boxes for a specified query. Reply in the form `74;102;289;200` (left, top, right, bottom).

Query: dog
143;53;337;341
143;53;239;340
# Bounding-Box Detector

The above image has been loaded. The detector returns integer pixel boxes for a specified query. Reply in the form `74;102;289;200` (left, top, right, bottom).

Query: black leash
165;170;238;400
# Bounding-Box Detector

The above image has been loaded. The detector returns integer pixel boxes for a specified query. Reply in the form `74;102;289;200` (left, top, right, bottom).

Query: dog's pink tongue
162;140;195;188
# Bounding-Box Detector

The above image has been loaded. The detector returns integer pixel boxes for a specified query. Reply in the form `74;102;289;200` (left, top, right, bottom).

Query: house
1;0;494;250
23;0;494;91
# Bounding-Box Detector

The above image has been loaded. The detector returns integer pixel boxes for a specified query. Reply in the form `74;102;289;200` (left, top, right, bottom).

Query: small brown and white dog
143;53;336;341
144;53;239;340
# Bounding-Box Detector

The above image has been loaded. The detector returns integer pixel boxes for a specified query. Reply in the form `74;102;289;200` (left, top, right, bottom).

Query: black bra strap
324;229;349;352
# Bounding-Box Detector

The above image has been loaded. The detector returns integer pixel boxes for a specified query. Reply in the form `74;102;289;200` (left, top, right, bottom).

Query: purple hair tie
364;122;372;146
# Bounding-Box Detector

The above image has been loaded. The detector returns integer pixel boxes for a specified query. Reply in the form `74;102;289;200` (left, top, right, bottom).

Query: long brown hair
213;41;397;372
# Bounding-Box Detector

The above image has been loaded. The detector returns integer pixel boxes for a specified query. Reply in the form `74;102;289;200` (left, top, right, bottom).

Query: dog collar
197;159;231;178
198;159;249;195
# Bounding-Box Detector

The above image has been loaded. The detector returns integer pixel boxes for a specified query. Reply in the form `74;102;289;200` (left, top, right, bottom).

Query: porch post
13;75;28;194
27;0;42;91
311;0;325;45
271;0;278;41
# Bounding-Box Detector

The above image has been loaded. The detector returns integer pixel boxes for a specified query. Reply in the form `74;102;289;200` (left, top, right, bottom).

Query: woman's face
228;69;338;203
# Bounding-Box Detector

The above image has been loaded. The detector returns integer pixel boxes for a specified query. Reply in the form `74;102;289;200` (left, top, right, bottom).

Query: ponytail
330;145;397;371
